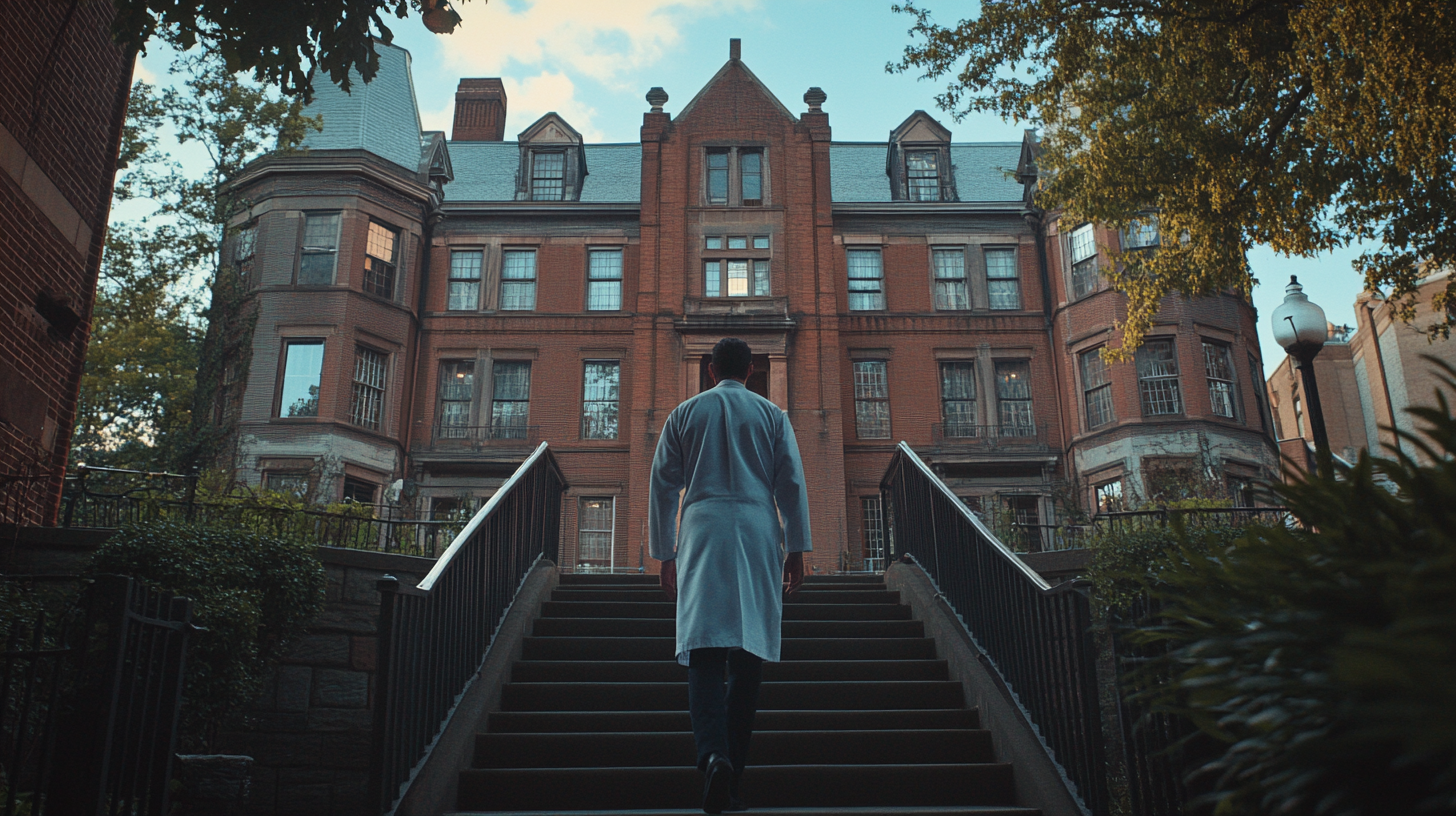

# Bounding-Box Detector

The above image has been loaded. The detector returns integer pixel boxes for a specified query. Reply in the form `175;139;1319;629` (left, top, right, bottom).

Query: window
489;361;531;438
1123;218;1160;250
852;361;891;439
847;249;885;311
1294;394;1305;437
932;249;969;310
278;341;324;417
438;361;474;438
752;236;769;249
577;497;615;569
861;497;886;570
531;152;565;200
363;221;399;300
753;261;770;296
728;236;747;249
500;250;537;310
939;362;977;437
1136;339;1183;416
350;346;386;431
234;224;256;281
581;361;620;440
1249;353;1273;435
1081;349;1115;429
906;150;940;201
705;236;723;250
1094;480;1124;514
265;472;309;498
703;259;770;297
587;249;623;311
986;249;1021;310
996;361;1034;434
1227;476;1254;507
342;477;377;504
431;497;469;520
1004;495;1041;551
741;150;762;206
707;149;729;205
1069;224;1099;298
448;250;482;311
1202;342;1237;419
299;213;340;284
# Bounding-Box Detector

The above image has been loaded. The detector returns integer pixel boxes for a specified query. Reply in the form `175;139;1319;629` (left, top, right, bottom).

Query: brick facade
211;40;1281;570
0;1;133;525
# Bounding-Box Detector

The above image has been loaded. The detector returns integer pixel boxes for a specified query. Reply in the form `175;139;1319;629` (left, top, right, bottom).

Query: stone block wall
220;547;436;816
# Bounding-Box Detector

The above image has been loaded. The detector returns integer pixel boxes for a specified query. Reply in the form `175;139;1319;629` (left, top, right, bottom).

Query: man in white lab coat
650;337;813;814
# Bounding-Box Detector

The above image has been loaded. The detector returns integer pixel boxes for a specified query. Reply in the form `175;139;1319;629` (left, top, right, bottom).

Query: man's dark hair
712;337;753;380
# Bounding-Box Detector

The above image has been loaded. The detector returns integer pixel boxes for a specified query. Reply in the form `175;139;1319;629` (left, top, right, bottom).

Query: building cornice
439;201;641;215
231;156;434;202
832;202;1029;215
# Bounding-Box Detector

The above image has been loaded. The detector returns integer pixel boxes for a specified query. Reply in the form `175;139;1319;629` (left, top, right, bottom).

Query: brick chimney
452;79;507;141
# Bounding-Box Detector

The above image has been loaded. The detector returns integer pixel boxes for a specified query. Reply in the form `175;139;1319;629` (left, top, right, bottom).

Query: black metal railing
1;574;195;816
881;442;1108;815
369;442;566;814
930;422;1048;448
1094;506;1294;533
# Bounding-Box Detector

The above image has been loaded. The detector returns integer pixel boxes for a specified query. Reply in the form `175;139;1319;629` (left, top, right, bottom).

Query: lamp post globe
1270;275;1332;477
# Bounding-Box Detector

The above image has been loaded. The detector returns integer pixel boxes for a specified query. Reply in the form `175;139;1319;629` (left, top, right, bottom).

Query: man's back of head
712;338;752;381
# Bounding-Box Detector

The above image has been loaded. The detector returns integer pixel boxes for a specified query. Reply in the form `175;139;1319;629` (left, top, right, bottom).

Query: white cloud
435;0;756;138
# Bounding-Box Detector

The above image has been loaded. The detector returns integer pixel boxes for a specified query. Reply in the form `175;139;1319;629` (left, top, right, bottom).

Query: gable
674;59;798;128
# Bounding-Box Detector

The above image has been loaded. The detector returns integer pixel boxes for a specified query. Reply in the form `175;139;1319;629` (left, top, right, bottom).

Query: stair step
456;763;1016;811
532;618;924;639
549;589;897;604
474;729;995;768
520;637;939;662
511;659;949;683
452;808;1036;816
485;708;981;734
500;681;964;712
540;601;911;621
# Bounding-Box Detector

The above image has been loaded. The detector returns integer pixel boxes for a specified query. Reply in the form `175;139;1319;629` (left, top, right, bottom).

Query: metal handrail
881;441;1107;815
369;442;566;814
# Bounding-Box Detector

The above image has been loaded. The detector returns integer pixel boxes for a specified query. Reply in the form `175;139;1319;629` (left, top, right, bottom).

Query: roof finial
646;87;668;113
730;39;741;61
804;87;826;113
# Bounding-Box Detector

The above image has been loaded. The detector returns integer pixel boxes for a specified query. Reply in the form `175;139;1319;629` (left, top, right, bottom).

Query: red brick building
1;2;134;524
214;40;1279;571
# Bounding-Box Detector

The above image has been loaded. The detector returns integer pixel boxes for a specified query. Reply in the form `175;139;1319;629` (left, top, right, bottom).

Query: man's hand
659;559;677;602
783;551;805;598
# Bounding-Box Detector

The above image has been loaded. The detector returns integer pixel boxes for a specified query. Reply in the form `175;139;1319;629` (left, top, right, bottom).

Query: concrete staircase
451;572;1039;815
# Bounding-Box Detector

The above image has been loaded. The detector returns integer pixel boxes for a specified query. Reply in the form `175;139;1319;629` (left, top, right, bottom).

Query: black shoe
702;753;733;814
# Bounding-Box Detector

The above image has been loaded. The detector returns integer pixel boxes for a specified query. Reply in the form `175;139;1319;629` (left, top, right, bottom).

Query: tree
891;1;1456;356
73;54;319;472
112;0;467;100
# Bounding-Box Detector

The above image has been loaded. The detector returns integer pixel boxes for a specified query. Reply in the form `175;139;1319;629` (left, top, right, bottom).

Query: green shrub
1085;522;1247;612
1128;360;1456;816
89;521;325;749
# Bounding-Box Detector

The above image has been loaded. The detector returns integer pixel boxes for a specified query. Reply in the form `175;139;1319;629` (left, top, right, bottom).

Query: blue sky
132;0;1372;375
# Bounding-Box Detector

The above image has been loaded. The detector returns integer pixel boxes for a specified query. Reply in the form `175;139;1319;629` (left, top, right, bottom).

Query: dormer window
531;152;566;200
517;114;586;201
906;151;940;201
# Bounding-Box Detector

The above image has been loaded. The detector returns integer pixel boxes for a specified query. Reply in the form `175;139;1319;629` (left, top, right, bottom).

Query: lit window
741;150;762;206
587;249;623;311
299;213;340;284
577;497;615;569
861;497;886;570
1203;342;1237;418
363;221;399;300
906;151;939;201
847;249;885;311
1070;224;1099;298
531;152;565;200
707;150;729;205
996;361;1034;435
437;361;474;438
1094;479;1124;513
939;362;977;438
501;250;537;310
581;361;620;440
933;249;969;310
1081;349;1115;429
704;259;769;297
726;261;749;296
490;361;531;438
852;361;891;439
448;250;482;311
350;346;387;431
986;249;1020;310
1136;340;1183;416
278;341;324;417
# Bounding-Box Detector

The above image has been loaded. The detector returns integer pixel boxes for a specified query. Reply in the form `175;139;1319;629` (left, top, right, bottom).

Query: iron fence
1;574;195;816
930;422;1048;448
1094;506;1295;533
881;442;1109;815
370;442;566;814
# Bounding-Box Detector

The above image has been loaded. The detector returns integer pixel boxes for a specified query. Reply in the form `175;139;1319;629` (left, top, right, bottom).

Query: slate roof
828;143;1024;203
443;143;643;202
299;43;426;174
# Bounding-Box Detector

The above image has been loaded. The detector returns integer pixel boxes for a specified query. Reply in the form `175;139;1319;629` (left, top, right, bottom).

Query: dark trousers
687;647;764;773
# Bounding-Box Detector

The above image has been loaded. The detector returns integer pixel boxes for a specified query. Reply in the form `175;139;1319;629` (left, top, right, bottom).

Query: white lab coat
649;380;812;666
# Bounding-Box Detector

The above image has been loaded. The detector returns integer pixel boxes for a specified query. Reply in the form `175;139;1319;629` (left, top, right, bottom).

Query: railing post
370;575;400;815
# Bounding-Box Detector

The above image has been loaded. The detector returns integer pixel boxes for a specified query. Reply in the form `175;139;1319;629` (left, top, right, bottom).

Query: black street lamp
1271;275;1332;478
